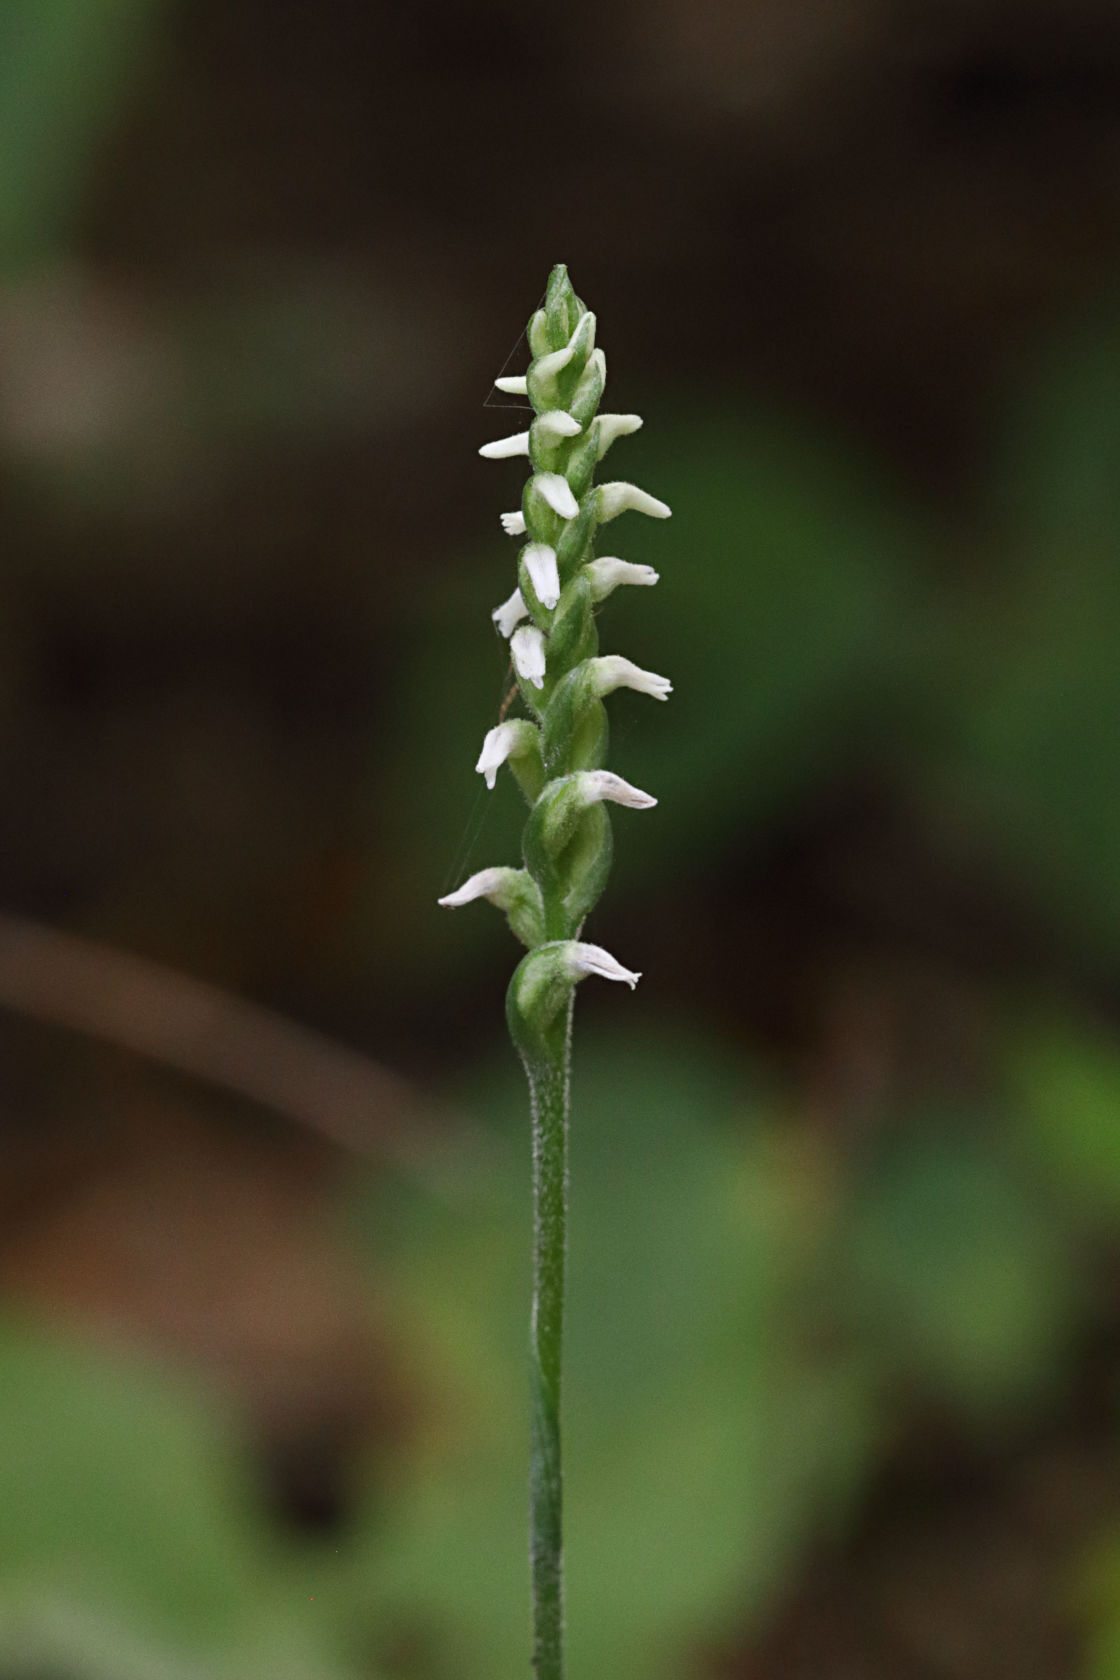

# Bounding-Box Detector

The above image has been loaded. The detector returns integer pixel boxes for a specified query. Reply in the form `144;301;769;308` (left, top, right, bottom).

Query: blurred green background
4;1;1120;1676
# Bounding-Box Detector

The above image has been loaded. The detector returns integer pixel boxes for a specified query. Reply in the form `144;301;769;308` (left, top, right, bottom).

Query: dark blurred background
5;1;1120;1676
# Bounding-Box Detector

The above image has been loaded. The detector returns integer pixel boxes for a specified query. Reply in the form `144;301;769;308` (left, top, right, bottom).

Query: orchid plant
439;264;671;1679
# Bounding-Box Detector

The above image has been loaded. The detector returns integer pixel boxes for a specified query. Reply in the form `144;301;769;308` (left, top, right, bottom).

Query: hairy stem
526;996;573;1680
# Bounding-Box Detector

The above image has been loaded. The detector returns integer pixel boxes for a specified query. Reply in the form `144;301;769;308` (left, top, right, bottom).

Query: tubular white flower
562;941;641;989
500;510;527;536
534;410;583;442
480;429;531;459
587;654;672;702
522;543;561;609
492;587;528;638
475;720;536;789
584;557;659;601
534;472;580;520
575;770;657;810
598;481;672;521
494;374;528;395
511;625;547;689
595;414;643;457
438;866;522;909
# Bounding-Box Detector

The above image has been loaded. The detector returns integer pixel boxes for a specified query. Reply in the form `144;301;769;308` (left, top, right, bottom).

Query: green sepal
564;428;600;502
556;803;612;934
546;573;596;674
546;293;570;350
525;775;586;860
500;870;548;947
523;779;614;940
569;355;604;427
522;478;562;547
528;308;551;360
544;265;576;347
517;668;547;722
524;793;613;940
565;311;596;384
570;347;604;423
506;941;576;1073
528;422;563;475
555;497;599;579
510;743;546;804
541;665;609;776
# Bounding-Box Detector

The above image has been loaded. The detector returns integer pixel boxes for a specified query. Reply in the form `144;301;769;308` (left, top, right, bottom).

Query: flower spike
447;266;672;1680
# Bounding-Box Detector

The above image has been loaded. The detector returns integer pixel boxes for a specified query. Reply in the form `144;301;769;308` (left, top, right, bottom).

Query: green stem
526;996;573;1680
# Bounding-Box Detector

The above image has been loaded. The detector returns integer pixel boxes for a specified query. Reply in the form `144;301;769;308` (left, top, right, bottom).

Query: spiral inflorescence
440;262;671;1040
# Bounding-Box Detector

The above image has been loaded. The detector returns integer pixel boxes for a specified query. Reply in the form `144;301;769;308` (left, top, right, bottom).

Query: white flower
562;941;641;989
597;481;672;521
533;472;579;519
475;720;534;789
534;410;582;442
595;414;643;458
533;342;576;384
576;769;657;809
500;510;526;536
511;625;547;689
493;374;528;395
438;866;519;909
587;654;672;702
522;543;560;609
584;557;659;601
492;587;528;638
479;429;531;459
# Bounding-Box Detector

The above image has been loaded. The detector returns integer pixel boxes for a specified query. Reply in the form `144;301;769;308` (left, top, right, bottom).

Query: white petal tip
511;625;547;690
494;375;528;394
523;543;561;610
535;472;580;520
566;941;642;989
491;587;528;639
479;430;531;459
500;511;527;536
581;770;658;809
536;409;583;441
584;558;660;599
599;482;673;521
